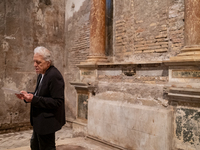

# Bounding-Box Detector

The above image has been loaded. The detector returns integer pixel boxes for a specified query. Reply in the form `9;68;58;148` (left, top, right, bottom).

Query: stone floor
0;125;119;150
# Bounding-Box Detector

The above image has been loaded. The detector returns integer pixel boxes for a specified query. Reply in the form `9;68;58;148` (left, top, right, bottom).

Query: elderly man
16;46;65;150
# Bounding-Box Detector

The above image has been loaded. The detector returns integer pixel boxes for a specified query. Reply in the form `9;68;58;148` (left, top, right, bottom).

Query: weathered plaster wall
96;63;168;102
0;0;65;133
174;106;200;150
94;64;200;150
64;0;90;120
168;64;200;150
65;0;85;19
64;1;187;149
67;1;200;149
64;0;185;105
1;0;198;150
64;0;185;78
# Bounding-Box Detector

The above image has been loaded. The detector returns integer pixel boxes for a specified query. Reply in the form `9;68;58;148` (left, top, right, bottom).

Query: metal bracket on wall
122;66;136;76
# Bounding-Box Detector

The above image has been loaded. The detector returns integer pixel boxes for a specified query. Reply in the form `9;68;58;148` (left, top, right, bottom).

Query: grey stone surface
0;125;119;150
0;125;72;150
88;96;173;150
97;82;166;105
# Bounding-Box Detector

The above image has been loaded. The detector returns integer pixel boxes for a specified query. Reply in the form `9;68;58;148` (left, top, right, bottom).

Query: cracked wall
1;0;199;150
65;0;200;149
64;0;91;121
0;0;65;133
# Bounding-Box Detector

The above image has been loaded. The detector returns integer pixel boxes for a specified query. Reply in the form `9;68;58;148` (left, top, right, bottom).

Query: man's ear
48;61;51;67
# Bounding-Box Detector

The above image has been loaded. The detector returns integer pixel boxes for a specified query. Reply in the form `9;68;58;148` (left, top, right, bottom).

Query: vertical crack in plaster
4;51;7;79
4;28;19;40
3;0;7;79
4;0;6;36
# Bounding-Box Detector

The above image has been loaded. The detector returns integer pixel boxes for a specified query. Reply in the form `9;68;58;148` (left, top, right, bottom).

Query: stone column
83;0;108;63
176;0;200;59
184;0;200;47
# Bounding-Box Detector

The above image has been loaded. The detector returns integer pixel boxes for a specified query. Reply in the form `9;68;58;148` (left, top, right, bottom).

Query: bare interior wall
0;0;65;133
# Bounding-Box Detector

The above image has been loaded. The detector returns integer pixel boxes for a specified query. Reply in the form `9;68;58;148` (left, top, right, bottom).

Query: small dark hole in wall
137;64;142;68
123;68;136;76
39;0;51;5
71;3;75;9
92;91;95;96
183;19;185;22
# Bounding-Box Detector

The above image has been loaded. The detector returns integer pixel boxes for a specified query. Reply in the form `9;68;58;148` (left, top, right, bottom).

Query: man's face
33;54;50;74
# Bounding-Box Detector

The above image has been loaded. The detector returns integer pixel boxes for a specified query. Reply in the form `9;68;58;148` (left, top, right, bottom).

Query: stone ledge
168;87;200;103
163;59;200;66
0;122;32;134
77;61;163;68
77;59;200;68
77;59;200;69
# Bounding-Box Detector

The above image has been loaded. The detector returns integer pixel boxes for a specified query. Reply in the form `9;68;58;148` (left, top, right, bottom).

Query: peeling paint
0;0;65;132
2;77;18;100
65;0;85;19
1;40;9;52
4;36;16;40
176;107;200;146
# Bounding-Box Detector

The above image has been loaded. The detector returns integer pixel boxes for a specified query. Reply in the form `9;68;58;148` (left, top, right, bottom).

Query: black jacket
30;66;66;135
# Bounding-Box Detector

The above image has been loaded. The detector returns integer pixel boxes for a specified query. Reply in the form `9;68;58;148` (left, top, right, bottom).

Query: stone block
88;96;173;150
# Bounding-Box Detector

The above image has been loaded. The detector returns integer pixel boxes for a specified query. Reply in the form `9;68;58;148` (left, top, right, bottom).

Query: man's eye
34;61;41;64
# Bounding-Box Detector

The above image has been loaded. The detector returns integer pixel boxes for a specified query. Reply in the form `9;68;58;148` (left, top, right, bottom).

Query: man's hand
15;93;25;100
15;91;33;102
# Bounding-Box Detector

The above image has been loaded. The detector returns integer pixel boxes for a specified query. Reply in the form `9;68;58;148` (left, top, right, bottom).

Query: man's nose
34;62;37;67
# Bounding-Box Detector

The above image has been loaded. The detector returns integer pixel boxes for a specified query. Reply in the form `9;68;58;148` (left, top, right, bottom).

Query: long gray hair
34;46;54;66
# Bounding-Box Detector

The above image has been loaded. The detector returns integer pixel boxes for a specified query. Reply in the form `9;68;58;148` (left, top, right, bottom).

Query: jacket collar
43;65;54;77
